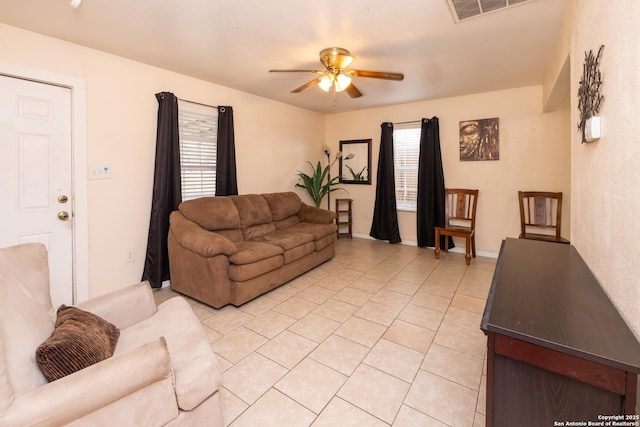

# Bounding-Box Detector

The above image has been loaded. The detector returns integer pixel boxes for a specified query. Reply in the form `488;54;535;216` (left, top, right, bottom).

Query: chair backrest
0;243;53;314
518;191;563;238
444;188;479;230
0;243;56;399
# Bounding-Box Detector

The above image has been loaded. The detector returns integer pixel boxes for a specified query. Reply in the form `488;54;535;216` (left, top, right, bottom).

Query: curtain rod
393;119;422;125
177;97;219;109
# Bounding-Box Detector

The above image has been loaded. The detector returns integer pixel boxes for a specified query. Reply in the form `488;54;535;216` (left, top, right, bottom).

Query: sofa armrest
76;281;157;330
1;338;173;427
170;211;238;258
298;203;337;224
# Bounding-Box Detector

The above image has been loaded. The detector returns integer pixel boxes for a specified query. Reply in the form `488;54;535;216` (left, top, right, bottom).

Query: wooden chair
518;191;569;244
434;188;479;265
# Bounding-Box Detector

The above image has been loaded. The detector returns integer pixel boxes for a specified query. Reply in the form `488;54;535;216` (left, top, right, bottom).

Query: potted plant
295;144;347;209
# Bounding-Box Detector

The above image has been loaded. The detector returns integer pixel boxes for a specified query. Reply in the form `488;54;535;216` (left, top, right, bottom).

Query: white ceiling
0;0;567;114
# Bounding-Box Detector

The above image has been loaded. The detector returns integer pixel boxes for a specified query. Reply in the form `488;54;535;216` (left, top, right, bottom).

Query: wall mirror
339;139;371;185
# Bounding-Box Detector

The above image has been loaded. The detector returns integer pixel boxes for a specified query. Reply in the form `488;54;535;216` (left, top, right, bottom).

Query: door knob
58;195;68;203
58;211;70;221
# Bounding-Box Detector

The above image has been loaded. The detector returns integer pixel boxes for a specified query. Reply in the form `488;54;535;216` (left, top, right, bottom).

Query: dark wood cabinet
481;238;640;426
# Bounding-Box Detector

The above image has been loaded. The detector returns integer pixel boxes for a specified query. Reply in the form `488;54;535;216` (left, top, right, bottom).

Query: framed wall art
459;118;499;161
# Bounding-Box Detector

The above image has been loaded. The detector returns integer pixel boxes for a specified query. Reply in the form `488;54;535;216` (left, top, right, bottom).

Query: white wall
0;24;325;298
568;0;640;338
325;86;571;254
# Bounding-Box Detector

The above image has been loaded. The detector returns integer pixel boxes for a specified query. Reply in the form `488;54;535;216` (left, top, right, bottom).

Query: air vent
447;0;532;22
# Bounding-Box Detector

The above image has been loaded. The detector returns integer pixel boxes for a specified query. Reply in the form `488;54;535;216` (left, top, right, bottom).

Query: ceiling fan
269;47;404;98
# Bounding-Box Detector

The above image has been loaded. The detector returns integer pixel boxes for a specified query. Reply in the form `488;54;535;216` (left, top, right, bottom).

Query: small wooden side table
335;198;353;239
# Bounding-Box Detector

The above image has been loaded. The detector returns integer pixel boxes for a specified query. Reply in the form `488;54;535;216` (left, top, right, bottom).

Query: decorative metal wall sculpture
577;45;604;143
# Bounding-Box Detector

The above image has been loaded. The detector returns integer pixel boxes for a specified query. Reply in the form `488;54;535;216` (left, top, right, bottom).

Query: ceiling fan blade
345;82;362;98
348;70;404;81
269;69;325;74
291;77;322;93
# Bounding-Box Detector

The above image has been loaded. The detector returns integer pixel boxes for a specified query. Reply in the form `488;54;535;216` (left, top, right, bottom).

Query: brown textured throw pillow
36;305;120;381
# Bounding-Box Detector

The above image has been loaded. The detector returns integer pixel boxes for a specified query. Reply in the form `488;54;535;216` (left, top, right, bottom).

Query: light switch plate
89;166;112;180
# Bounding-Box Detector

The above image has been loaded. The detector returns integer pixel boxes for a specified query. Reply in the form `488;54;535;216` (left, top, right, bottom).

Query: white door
0;75;73;308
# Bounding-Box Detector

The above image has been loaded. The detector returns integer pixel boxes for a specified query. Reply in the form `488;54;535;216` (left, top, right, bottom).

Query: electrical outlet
125;249;135;263
89;166;112;180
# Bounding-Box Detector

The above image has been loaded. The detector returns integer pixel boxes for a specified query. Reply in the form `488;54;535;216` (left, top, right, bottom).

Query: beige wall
568;0;640;338
3;0;638;342
0;24;325;298
325;86;571;254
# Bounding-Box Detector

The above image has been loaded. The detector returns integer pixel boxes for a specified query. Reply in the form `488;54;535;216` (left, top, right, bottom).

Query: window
178;101;217;201
393;123;421;211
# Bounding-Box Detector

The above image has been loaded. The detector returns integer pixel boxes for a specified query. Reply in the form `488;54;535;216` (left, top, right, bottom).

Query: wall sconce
584;116;601;142
577;45;604;143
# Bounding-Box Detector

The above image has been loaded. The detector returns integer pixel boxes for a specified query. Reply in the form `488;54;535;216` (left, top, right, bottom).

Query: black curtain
370;122;401;244
416;117;453;249
216;106;238;196
142;92;182;288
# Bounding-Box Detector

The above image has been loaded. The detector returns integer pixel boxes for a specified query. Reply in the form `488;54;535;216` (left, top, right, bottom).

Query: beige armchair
0;243;223;427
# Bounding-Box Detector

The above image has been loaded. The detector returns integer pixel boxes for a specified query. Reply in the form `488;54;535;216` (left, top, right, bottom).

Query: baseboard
350;232;499;259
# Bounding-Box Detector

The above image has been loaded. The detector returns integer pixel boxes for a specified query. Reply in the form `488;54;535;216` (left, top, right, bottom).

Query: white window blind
178;102;218;201
393;123;421;211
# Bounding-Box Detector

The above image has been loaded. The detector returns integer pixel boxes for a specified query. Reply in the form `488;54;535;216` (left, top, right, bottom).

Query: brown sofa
168;192;338;308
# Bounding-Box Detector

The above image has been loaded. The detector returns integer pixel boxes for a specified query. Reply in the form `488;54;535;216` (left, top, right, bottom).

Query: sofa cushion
36;305;120;381
315;233;338;251
229;256;284;282
114;296;222;411
179;197;243;241
282;242;316;264
262;230;314;251
272;215;300;230
244;223;277;241
262;228;316;265
263;192;302;221
0;268;54;394
230;241;283;265
231;194;275;240
288;222;338;240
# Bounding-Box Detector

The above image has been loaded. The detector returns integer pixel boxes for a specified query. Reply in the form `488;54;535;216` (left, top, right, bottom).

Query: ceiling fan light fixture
269;46;404;99
335;54;354;69
319;74;334;92
334;73;352;92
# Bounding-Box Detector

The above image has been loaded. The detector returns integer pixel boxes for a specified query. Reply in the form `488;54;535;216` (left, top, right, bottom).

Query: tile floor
154;237;496;426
